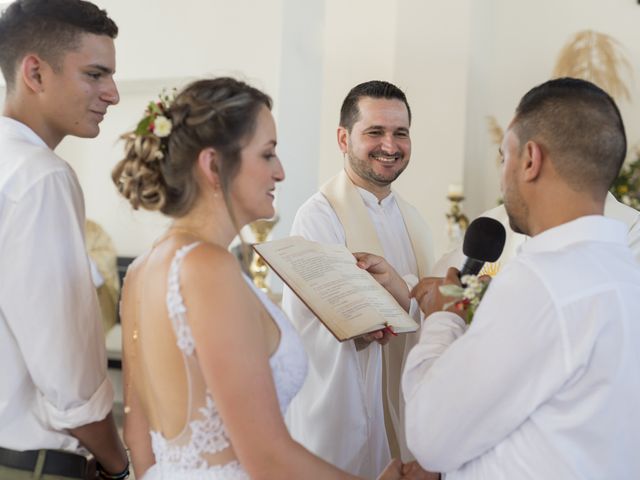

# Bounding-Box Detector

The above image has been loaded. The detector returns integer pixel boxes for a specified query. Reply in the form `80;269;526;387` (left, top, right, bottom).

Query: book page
255;236;417;341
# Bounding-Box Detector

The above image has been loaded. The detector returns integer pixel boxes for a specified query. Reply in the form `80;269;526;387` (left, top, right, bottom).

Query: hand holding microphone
411;216;506;317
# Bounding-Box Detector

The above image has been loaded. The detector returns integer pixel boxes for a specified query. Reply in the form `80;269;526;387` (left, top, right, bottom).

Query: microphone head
462;217;506;263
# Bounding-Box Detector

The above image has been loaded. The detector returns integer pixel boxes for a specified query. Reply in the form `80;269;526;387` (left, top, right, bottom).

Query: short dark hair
513;77;626;192
0;0;118;89
339;80;412;132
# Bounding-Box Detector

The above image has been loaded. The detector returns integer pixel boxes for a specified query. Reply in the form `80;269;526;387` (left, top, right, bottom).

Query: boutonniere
439;274;489;324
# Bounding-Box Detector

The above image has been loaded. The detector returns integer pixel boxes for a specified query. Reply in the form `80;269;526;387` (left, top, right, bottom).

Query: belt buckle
75;450;96;479
84;452;97;479
43;449;95;479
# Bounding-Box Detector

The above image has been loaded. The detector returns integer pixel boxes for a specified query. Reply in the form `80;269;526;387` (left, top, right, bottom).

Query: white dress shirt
284;187;422;478
403;216;640;479
0;117;113;450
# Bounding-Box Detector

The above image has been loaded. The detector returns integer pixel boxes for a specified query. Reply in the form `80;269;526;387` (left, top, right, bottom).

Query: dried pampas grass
486;115;504;166
553;30;632;101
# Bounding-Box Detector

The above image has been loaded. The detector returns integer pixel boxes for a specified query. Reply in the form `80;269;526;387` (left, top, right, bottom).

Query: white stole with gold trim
320;169;434;460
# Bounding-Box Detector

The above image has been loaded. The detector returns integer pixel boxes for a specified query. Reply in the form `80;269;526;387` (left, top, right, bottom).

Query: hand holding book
353;252;412;312
253;236;418;342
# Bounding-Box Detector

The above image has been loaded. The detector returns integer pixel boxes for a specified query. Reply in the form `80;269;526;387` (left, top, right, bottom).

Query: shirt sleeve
402;262;567;472
2;170;113;430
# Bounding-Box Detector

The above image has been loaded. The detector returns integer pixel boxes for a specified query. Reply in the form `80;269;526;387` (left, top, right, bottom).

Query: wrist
97;459;130;480
392;285;411;311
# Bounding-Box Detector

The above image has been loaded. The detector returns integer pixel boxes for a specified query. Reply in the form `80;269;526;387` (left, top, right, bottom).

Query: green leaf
439;285;464;298
465;309;474;325
135;116;152;136
147;101;161;115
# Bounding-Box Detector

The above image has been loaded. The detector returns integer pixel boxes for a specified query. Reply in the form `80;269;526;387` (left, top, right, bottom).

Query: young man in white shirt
0;1;127;478
402;78;640;479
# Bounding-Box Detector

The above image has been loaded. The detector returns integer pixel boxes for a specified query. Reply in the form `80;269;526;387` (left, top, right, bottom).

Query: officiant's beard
346;150;408;188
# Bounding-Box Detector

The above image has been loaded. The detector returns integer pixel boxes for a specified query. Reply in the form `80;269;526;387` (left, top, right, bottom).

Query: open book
253;236;418;342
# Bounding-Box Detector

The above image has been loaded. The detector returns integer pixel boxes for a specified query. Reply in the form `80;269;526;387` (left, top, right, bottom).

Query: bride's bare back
121;235;301;477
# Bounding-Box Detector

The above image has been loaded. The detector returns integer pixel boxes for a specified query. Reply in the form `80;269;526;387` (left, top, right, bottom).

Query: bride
112;78;428;480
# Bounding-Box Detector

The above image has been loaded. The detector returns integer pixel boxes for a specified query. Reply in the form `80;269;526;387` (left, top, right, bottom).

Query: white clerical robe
433;192;640;275
284;170;433;478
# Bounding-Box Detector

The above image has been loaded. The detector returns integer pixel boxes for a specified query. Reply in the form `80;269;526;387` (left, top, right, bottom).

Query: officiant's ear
197;147;222;186
522;139;543;182
337;126;349;154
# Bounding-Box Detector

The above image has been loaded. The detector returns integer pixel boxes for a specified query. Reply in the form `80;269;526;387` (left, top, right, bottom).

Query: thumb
354;252;381;270
445;266;462;285
353;251;370;268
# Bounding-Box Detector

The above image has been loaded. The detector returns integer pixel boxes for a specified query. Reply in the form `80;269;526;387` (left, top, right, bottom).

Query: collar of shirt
519;215;627;255
0;116;48;148
355;185;396;211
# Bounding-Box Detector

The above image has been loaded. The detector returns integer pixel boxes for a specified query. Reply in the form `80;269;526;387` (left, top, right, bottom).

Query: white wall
3;0;640;265
317;0;399;186
270;0;324;243
392;0;472;254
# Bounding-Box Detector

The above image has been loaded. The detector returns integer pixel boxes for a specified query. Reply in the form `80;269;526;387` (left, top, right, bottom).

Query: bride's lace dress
143;242;308;479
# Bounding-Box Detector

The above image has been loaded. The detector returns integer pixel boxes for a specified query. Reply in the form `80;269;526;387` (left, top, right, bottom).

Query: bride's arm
122;382;154;477
183;246;369;480
120;266;155;478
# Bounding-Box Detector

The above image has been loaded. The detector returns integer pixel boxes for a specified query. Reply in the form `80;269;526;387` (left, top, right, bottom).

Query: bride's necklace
153;225;208;248
125;224;208;417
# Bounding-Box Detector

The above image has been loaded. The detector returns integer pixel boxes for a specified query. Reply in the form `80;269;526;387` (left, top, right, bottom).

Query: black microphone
459;217;506;279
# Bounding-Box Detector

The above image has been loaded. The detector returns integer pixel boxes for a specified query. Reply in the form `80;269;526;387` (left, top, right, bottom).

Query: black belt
0;446;94;479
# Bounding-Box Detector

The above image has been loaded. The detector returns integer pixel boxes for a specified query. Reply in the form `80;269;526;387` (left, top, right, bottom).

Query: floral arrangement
439;274;490;325
610;148;640;210
134;89;176;140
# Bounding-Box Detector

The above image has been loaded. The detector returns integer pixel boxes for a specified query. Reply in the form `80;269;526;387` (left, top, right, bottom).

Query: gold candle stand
248;215;279;294
446;193;469;244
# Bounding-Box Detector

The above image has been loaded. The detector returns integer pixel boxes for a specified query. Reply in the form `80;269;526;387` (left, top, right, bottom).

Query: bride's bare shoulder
179;242;247;288
119;250;151;292
122;242;249;304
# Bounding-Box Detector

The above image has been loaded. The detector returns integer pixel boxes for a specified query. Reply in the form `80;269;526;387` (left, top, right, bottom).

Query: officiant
283;80;435;478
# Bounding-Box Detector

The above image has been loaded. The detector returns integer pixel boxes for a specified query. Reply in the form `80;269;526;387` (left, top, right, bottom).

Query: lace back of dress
151;242;233;471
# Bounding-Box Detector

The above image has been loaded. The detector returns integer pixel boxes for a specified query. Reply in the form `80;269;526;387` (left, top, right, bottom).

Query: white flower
461;275;484;300
440;273;490;324
153;115;172;138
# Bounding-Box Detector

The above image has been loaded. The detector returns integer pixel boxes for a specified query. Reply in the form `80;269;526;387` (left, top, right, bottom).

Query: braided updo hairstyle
112;77;273;218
